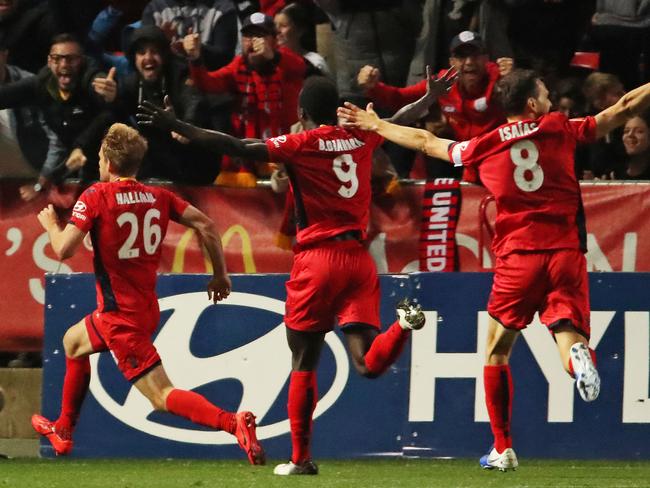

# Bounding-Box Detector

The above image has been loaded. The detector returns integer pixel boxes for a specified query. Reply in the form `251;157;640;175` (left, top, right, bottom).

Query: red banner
1;181;649;350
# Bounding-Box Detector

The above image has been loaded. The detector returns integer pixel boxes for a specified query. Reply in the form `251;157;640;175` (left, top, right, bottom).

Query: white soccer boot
571;343;600;402
479;447;518;471
396;298;426;330
273;460;319;475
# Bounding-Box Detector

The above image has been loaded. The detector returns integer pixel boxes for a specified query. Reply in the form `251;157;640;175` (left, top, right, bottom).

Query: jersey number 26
117;209;162;259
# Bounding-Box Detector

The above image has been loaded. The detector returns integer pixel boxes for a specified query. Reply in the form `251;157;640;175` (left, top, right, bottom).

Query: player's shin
288;371;317;464
55;355;91;436
484;365;514;453
363;321;410;376
165;389;236;434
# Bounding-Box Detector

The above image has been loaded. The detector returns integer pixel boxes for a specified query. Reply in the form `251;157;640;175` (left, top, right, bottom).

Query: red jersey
448;112;598;257
266;125;384;245
367;62;506;140
69;180;189;314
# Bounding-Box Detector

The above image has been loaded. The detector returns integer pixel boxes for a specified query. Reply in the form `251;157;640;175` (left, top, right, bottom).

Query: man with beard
0;33;114;200
183;12;308;186
115;25;218;184
358;31;510;179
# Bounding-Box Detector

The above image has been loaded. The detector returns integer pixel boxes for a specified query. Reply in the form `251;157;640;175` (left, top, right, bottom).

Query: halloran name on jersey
498;121;539;142
318;137;364;152
115;191;156;205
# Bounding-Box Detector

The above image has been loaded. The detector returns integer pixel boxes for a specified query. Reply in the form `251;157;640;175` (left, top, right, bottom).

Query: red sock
568;348;597;377
484;365;514;453
288;371;317;464
165;389;236;434
55;356;91;437
364;321;410;376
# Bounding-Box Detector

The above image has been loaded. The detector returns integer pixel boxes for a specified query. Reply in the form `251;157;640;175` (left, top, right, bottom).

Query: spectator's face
623;117;650;156
274;13;301;51
0;0;15;20
48;42;83;93
593;88;624;111
241;31;275;66
557;96;576;118
450;46;488;91
135;43;163;82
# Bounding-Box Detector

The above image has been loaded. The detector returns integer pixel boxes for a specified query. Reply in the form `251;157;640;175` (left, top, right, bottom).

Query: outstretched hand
337;102;381;131
136;97;178;132
207;273;232;303
426;65;458;99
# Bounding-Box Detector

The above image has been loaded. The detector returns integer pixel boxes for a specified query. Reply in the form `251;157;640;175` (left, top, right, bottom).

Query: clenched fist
357;65;380;91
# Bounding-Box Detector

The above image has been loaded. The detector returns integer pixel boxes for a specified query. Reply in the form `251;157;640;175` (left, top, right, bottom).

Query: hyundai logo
89;292;350;444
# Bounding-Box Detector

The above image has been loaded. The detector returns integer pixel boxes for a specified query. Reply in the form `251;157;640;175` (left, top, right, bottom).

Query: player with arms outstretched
32;123;265;465
338;69;650;470
137;77;427;475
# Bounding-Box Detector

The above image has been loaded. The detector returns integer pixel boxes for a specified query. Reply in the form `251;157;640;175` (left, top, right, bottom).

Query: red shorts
285;240;381;333
85;304;161;382
487;249;590;337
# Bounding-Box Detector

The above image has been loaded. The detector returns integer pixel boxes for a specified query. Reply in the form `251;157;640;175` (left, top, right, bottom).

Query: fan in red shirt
137;76;427;476
31;124;264;465
338;69;650;471
358;31;510;142
183;12;307;187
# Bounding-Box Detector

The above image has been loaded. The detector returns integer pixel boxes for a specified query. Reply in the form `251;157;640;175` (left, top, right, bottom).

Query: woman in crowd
274;3;331;77
612;111;650;180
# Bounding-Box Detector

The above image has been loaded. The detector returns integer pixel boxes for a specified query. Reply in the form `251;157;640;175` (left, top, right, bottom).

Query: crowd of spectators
0;1;648;366
0;0;648;201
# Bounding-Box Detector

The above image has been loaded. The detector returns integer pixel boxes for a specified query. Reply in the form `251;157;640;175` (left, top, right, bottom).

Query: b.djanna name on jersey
41;273;650;459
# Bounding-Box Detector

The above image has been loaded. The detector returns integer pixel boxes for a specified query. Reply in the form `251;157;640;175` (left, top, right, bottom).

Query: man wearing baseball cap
358;31;513;179
182;12;307;186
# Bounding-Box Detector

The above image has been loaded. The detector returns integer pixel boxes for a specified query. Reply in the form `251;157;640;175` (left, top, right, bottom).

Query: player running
32;123;265;465
137;76;426;475
337;69;650;471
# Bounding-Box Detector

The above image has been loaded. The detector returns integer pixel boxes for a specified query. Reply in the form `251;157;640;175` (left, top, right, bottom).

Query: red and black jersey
448;112;597;257
69;179;189;314
266;125;384;245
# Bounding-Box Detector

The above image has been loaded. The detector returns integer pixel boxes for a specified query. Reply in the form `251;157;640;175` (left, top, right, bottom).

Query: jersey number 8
510;140;544;192
117;208;162;259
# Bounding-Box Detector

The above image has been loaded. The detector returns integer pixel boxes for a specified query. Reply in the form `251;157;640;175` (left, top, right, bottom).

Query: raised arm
137;100;269;161
177;204;232;303
594;81;650;138
37;204;86;260
338;102;455;162
387;66;457;127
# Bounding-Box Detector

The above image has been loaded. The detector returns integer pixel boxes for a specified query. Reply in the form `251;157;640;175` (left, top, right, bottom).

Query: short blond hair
101;123;148;176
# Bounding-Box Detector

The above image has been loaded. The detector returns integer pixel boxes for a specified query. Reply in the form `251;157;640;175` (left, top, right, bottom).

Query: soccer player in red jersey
137;77;427;475
338;69;650;470
31;123;265;465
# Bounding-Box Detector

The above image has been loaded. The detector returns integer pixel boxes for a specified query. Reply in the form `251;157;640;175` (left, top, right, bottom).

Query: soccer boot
31;414;73;456
571;343;600;402
273;460;319;475
234;411;265;465
480;447;518;471
396;298;426;330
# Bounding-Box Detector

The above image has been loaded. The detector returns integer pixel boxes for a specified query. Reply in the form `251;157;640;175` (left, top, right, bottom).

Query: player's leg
132;359;265;465
480;252;544;471
31;317;94;456
543;250;599;402
480;316;520;471
339;247;425;378
274;328;325;475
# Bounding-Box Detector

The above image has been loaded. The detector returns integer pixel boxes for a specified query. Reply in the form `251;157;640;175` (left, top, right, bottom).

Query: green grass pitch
2;458;650;488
